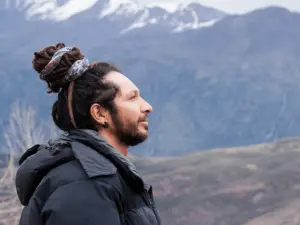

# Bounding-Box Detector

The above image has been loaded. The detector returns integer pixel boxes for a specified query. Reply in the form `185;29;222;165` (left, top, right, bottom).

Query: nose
141;98;153;114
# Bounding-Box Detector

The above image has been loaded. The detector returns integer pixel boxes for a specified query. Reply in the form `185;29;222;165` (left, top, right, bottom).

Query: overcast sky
141;0;300;14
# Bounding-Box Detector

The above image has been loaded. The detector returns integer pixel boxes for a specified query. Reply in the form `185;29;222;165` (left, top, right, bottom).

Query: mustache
139;116;148;122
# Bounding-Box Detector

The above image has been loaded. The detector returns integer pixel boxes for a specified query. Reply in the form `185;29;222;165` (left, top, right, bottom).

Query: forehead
105;71;138;94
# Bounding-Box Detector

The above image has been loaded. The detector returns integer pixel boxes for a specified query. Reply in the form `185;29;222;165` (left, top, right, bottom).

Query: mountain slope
132;137;300;225
2;136;300;224
1;6;300;156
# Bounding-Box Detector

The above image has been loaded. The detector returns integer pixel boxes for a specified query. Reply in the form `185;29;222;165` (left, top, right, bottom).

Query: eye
130;95;137;100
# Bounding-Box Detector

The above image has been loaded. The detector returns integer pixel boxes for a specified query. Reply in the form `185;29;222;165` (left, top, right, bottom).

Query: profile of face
104;72;153;146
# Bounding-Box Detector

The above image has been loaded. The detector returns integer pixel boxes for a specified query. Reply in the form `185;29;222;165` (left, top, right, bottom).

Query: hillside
132;137;300;225
2;137;300;224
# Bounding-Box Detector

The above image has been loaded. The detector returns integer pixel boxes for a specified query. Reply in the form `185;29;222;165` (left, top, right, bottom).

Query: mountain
1;4;300;156
1;0;226;33
3;136;300;224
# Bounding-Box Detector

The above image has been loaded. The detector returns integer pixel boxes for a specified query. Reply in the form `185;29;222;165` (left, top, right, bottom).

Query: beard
111;113;149;146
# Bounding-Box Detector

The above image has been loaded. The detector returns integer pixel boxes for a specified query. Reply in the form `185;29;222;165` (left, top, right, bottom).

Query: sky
140;0;300;14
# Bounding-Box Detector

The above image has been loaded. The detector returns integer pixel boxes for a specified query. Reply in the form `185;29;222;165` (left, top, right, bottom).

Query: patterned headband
39;46;90;129
39;46;89;82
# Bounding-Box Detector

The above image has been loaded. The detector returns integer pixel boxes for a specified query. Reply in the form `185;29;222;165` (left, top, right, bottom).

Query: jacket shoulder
32;159;86;205
33;156;122;208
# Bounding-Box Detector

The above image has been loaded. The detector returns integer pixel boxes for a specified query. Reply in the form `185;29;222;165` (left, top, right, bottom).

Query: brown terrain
132;137;300;225
2;137;300;225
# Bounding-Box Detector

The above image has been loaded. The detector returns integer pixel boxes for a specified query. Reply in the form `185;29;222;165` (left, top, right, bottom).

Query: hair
32;42;121;132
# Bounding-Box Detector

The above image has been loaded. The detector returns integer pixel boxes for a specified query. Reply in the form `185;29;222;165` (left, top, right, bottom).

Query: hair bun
32;42;85;93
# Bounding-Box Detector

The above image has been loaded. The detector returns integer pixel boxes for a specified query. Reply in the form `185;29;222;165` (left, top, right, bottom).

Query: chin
127;134;148;147
137;130;149;141
141;123;148;129
138;131;148;139
139;128;148;136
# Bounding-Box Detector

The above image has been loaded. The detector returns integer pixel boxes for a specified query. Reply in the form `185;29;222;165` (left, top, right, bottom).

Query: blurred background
1;0;300;224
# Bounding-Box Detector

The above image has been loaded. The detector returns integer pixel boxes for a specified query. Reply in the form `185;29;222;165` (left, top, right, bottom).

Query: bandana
40;46;89;81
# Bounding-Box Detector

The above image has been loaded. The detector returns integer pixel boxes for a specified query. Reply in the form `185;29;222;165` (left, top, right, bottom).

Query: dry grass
0;102;57;225
135;137;300;225
3;134;300;225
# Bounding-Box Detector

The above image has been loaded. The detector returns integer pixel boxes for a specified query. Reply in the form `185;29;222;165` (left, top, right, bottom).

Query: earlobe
90;103;108;126
103;121;109;128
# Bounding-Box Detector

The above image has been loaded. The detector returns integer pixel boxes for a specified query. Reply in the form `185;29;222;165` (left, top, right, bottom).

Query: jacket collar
70;140;117;177
66;129;145;192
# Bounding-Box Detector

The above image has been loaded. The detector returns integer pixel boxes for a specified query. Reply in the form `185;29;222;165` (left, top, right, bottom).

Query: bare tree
0;101;57;225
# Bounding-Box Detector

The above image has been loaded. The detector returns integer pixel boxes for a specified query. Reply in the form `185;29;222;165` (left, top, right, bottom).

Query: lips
139;120;148;129
139;117;148;123
140;121;148;130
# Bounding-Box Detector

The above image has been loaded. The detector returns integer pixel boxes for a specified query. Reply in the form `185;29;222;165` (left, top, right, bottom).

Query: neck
99;130;128;156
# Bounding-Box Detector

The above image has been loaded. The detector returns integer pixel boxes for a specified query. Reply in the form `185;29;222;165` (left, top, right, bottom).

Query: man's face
105;71;153;146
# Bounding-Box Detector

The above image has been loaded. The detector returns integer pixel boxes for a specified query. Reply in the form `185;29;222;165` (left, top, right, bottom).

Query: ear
90;103;109;126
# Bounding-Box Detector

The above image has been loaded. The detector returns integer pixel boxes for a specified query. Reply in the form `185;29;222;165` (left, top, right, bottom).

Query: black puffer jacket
16;129;162;225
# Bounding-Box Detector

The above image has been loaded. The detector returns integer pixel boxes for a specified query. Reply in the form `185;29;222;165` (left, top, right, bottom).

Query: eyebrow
125;89;139;98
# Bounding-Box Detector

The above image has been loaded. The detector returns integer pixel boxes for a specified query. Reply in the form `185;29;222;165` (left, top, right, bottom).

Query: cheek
119;104;140;122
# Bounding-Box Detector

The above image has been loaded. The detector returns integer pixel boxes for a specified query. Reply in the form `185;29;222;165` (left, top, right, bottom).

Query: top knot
32;42;87;93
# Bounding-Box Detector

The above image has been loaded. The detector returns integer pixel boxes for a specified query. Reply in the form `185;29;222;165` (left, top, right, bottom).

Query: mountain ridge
1;6;300;157
1;0;227;34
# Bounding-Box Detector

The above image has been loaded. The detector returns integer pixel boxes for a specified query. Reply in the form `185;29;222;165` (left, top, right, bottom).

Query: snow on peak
50;0;99;21
120;8;151;33
3;0;225;33
99;0;142;18
4;0;100;20
144;1;212;13
120;2;225;34
27;0;99;21
172;18;220;33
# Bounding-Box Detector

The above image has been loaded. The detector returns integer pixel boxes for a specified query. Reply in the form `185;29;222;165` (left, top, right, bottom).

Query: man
15;43;161;225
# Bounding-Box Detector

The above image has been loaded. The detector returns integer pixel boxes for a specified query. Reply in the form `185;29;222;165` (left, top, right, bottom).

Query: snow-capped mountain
1;5;300;157
1;0;227;33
